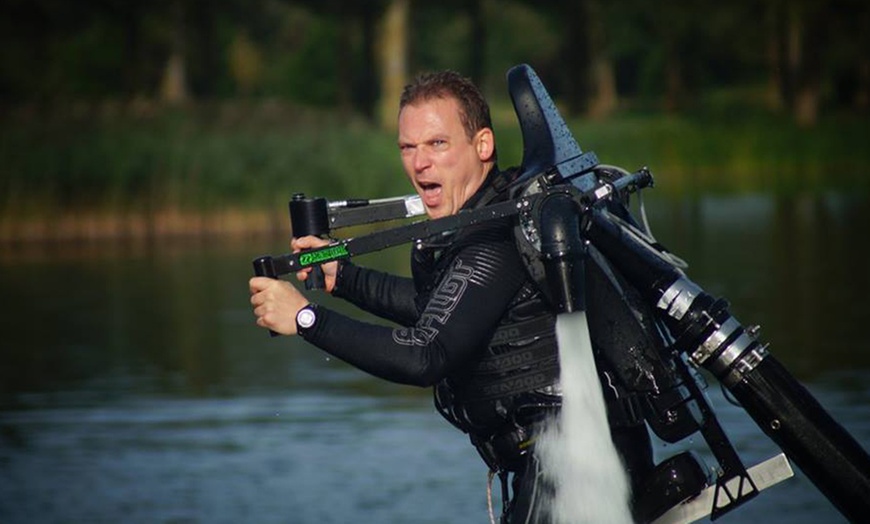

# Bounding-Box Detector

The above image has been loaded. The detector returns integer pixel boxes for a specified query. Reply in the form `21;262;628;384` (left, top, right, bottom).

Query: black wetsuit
299;175;527;390
298;168;656;522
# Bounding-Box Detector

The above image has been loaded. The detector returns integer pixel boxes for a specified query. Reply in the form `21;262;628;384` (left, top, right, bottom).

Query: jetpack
253;64;870;523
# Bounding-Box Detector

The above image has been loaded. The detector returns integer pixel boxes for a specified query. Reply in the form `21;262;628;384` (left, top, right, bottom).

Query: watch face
297;307;316;329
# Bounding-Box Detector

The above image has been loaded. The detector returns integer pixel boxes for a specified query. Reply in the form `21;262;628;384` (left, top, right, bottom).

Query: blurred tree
186;0;224;98
408;2;479;85
378;0;409;129
548;0;591;115
604;0;773;114
538;0;617;118
764;0;869;126
228;31;264;96
159;1;188;104
269;0;385;116
469;0;486;85
855;8;870;111
0;0;153;101
825;0;870;114
358;2;381;119
635;0;714;113
585;0;618;119
767;0;824;126
407;0;564;118
791;1;825;127
0;0;866;123
482;1;561;96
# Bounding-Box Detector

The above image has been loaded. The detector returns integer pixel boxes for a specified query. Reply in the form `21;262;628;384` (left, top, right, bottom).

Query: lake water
1;192;869;523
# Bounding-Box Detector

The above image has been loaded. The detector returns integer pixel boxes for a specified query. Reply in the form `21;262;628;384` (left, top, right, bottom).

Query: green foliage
483;1;562;88
571;111;870;197
2;100;868;226
0;104;404;218
260;7;341;105
2;0;867;125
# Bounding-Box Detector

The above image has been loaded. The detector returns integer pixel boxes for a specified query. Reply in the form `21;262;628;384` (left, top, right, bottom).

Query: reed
2;101;867;241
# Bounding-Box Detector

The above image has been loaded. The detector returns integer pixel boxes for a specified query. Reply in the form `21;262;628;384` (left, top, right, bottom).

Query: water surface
1;193;868;523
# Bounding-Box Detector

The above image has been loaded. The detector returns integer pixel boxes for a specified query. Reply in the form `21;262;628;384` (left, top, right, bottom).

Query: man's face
398;97;493;219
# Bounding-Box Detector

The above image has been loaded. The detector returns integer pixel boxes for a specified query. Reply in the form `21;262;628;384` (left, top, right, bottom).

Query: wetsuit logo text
393;259;475;347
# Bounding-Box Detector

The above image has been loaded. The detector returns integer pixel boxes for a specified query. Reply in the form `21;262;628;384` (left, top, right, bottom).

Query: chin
427;208;450;219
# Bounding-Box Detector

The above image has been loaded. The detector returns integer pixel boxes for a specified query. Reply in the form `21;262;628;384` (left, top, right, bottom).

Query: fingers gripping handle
306;266;325;290
252;256;280;337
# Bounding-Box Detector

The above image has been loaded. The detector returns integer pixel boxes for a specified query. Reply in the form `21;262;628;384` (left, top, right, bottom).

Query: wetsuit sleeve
332;262;419;326
301;238;528;387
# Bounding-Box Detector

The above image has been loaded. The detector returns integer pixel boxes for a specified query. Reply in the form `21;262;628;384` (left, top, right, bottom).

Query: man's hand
292;235;340;293
249;277;309;335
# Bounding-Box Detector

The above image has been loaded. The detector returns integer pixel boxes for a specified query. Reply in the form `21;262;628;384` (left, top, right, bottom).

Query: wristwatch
296;303;318;331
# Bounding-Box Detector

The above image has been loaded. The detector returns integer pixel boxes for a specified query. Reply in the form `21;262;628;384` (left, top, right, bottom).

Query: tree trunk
766;0;825;125
559;0;589;115
857;57;870;111
228;32;263;96
161;53;188;104
378;0;410;130
585;0;617;119
336;10;354;115
160;3;189;104
765;0;786;111
792;3;824;127
121;5;142;99
188;2;219;99
853;9;870;112
663;45;683;113
359;3;379;120
657;4;684;113
469;0;486;87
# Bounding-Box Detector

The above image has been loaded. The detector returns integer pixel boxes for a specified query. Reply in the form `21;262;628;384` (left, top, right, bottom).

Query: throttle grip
252;256;280;337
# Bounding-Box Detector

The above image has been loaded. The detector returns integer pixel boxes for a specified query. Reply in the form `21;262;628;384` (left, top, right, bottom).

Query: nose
412;147;431;173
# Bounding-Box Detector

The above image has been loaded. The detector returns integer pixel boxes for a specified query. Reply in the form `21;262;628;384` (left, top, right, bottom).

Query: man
249;70;655;522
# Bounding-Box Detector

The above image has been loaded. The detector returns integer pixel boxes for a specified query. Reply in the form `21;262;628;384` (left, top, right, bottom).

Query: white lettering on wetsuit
392;259;475;347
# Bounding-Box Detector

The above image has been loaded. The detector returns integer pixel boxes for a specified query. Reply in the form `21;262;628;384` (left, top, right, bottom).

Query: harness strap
489;314;555;346
463;360;560;402
473;337;557;376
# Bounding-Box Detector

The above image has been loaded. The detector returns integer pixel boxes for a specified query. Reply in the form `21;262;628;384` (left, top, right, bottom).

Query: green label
299;245;349;266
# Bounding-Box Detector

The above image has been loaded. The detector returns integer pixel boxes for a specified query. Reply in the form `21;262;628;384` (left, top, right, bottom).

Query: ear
474;128;495;162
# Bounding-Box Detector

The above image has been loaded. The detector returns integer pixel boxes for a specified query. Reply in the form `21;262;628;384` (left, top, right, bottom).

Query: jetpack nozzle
539;192;586;313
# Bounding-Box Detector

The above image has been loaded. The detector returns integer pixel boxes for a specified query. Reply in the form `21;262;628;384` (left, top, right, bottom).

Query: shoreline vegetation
0;208;280;244
2;99;868;244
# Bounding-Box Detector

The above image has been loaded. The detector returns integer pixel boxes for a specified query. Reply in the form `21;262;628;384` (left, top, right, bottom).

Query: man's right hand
249;277;309;336
291;235;339;293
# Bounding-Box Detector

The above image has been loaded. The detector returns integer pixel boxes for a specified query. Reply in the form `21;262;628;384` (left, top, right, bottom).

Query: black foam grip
252;256;279;337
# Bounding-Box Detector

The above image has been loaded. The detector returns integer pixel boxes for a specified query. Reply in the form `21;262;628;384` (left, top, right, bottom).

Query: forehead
398;97;465;137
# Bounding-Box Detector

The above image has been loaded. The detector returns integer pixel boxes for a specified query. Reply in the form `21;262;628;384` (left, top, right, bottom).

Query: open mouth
418;181;442;207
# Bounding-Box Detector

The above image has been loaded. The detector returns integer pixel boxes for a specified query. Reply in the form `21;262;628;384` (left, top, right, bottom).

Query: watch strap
296;303;318;333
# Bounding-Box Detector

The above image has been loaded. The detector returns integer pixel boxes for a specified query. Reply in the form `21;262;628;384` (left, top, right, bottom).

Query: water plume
535;311;634;523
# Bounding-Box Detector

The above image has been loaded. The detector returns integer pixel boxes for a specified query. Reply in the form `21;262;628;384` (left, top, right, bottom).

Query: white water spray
535;311;634;523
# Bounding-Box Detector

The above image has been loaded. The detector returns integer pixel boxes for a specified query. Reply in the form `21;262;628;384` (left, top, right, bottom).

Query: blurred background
1;1;868;523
